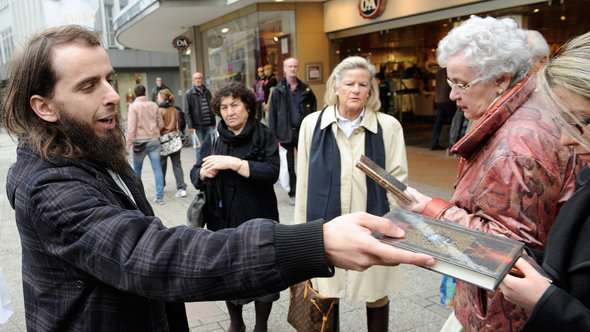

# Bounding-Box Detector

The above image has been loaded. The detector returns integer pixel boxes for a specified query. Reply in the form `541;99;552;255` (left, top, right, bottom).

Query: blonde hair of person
537;31;590;152
324;56;380;111
158;88;175;105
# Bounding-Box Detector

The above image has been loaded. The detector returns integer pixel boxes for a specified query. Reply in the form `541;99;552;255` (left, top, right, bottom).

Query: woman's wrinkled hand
395;186;431;214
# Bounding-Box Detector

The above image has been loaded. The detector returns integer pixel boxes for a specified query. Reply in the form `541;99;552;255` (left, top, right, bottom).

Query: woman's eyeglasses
446;77;482;92
568;116;590;135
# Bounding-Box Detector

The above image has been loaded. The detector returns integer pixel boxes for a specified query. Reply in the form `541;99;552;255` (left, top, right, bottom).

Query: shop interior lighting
273;36;279;42
560;15;566;21
221;27;229;33
533;8;540;13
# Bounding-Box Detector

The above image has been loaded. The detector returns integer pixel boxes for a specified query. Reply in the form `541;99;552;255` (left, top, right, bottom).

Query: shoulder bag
186;131;218;228
159;131;183;156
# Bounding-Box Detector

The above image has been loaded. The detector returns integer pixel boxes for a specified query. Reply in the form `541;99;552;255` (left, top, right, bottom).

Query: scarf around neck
306;108;389;221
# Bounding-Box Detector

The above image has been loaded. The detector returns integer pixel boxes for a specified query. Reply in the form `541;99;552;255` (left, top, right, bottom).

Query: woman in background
158;88;187;198
295;56;408;331
190;82;279;332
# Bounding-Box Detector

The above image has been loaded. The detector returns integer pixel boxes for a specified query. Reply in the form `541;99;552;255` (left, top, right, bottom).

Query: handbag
186;131;219;228
186;189;207;228
287;280;336;332
159;131;183;156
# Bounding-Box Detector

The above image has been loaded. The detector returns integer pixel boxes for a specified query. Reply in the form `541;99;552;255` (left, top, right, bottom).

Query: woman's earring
335;91;339;96
497;88;503;95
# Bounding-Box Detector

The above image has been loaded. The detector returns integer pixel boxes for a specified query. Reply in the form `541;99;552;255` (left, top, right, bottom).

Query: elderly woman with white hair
395;16;579;331
294;56;408;331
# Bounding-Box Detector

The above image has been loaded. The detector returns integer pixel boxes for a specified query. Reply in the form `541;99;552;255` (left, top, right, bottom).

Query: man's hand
498;258;551;310
323;212;435;271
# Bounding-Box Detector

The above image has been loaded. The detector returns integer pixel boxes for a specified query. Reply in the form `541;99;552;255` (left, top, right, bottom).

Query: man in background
526;29;550;74
185;72;215;161
268;57;317;204
376;72;391;113
150;76;169;102
429;67;456;151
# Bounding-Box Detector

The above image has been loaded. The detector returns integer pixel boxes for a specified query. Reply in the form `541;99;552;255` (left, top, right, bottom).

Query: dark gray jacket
184;85;214;129
268;78;316;144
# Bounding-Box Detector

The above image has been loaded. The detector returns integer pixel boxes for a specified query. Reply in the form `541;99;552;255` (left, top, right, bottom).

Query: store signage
172;36;191;50
358;0;385;19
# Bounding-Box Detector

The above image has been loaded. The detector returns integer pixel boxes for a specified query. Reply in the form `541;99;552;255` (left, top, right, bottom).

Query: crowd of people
3;15;590;332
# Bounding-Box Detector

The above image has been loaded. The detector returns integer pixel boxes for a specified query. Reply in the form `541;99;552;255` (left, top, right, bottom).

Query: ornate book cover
355;154;414;204
375;209;524;291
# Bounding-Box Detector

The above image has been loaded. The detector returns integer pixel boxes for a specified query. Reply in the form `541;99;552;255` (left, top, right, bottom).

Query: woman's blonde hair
324;56;380;111
158;88;175;105
537;31;590;152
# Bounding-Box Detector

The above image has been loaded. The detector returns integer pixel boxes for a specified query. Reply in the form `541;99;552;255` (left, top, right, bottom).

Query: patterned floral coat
425;76;579;331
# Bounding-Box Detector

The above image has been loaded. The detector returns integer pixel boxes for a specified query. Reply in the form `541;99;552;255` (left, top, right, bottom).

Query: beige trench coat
294;106;407;302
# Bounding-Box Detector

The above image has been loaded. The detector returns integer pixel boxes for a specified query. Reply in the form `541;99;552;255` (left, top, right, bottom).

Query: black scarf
306;108;389;221
215;116;269;161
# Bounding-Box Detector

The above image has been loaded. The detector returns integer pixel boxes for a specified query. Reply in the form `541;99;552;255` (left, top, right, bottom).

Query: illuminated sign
358;0;385;19
172;36;191;50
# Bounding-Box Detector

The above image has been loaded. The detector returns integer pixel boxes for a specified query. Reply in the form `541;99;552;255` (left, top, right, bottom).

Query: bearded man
2;25;435;331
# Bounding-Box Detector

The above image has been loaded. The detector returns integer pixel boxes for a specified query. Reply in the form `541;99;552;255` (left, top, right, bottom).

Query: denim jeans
132;138;164;199
194;126;215;163
160;150;187;190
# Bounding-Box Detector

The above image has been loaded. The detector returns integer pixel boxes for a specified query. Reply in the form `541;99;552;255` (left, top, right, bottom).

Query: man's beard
57;109;129;174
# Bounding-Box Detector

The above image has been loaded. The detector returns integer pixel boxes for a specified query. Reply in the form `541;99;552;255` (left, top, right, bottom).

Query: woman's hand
201;155;243;179
396;187;431;214
498;258;551;310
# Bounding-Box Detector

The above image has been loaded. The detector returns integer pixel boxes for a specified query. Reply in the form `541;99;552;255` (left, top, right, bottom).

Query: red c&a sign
358;0;385;19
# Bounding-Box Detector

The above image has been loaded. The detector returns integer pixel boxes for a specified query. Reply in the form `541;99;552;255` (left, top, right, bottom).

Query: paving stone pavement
0;128;455;332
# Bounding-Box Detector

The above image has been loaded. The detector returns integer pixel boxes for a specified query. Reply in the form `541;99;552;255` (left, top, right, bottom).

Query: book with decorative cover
374;209;524;291
355;154;414;204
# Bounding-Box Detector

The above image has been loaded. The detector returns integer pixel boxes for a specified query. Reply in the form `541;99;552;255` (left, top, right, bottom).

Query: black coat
190;117;280;231
522;165;590;331
268;78;317;144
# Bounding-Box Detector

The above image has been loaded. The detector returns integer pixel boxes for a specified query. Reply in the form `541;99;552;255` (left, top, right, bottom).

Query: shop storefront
170;2;328;106
200;10;296;93
325;0;590;123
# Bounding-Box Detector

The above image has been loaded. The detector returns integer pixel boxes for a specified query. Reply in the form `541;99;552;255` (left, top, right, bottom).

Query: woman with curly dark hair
190;82;279;332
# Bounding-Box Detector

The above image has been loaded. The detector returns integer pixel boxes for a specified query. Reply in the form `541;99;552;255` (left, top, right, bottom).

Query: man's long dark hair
2;25;103;161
